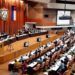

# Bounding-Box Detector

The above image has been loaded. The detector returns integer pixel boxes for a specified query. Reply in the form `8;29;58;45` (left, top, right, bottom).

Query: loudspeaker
37;37;41;42
46;34;50;38
44;14;48;18
24;42;29;47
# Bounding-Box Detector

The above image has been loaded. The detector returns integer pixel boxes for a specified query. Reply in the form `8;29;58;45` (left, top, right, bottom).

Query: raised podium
0;42;4;55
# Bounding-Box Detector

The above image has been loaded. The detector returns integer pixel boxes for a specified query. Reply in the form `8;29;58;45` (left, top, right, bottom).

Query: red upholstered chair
40;61;45;70
33;63;41;71
45;59;50;69
56;50;61;59
51;52;57;62
63;69;71;75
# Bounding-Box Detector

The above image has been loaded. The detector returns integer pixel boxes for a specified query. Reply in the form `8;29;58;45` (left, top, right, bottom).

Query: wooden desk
0;34;62;64
29;32;48;37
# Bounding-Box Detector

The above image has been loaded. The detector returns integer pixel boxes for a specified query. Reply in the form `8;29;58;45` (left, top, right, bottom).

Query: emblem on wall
0;8;8;21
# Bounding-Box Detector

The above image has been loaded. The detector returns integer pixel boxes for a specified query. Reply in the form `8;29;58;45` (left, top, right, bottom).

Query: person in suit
19;56;24;62
58;60;67;74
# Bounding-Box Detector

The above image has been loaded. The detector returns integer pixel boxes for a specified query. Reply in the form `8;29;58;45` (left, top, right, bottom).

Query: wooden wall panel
25;18;56;26
0;0;25;35
5;1;10;34
25;3;56;26
0;0;3;32
0;20;3;32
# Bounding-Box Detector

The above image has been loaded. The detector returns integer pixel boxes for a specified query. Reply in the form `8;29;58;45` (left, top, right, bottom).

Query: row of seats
27;30;75;74
8;34;65;71
32;38;73;72
47;45;75;75
8;29;75;75
9;32;67;65
0;31;48;46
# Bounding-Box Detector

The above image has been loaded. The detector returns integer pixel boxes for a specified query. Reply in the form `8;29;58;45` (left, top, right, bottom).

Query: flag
11;6;16;21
